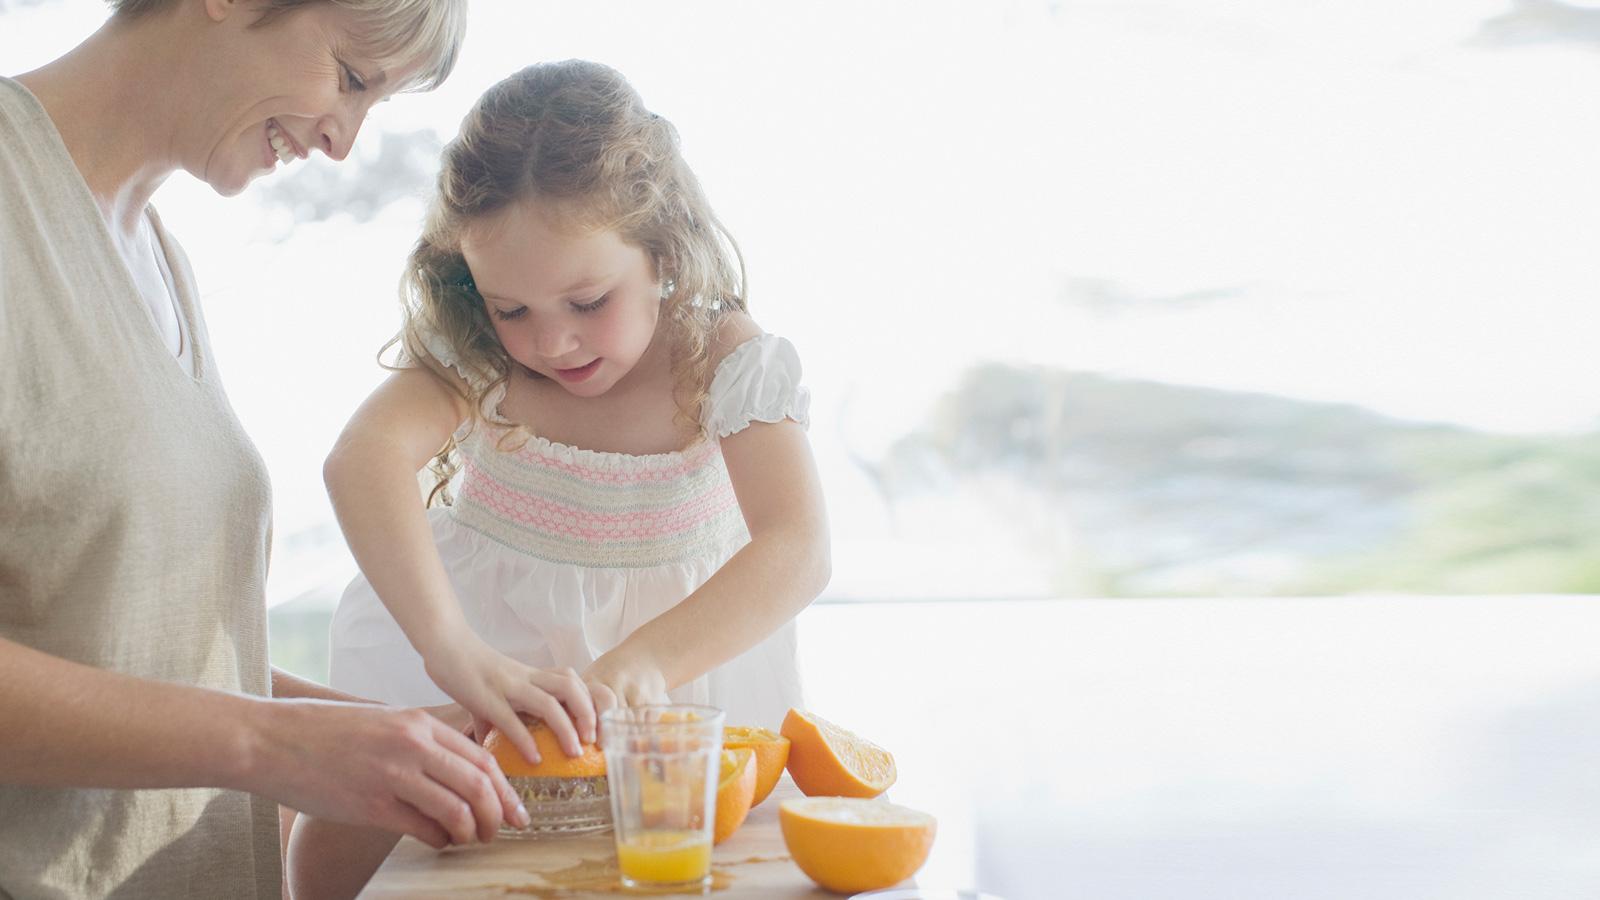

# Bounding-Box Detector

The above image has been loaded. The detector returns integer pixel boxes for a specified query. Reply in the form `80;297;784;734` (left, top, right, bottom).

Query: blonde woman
0;3;592;898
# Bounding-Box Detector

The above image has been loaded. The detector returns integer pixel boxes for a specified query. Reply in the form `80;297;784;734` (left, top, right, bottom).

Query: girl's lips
553;359;601;383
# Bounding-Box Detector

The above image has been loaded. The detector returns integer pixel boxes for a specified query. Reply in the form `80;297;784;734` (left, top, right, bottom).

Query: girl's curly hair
389;60;747;506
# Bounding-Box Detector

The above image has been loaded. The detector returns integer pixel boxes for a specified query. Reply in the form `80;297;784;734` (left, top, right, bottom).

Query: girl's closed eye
492;305;528;321
571;294;610;314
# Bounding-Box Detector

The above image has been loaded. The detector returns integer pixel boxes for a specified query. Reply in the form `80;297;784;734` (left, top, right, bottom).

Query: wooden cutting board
361;777;849;898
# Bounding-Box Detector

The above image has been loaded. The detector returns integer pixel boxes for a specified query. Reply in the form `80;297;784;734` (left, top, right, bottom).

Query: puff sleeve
702;334;812;438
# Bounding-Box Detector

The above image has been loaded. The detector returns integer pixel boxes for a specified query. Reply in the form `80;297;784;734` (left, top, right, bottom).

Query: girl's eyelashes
571;293;610;314
489;293;607;321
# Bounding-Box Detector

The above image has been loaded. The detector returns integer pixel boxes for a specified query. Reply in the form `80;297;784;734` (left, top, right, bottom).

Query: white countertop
794;595;1600;900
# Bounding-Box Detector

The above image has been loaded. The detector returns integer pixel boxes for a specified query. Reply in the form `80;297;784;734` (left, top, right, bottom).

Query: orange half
779;796;936;893
780;708;895;799
713;748;758;844
723;725;791;807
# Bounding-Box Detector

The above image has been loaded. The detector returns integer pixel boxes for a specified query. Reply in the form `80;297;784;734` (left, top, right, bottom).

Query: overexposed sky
6;0;1598;602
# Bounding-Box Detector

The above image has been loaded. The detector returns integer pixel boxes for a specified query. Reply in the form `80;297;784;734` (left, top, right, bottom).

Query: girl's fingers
513;683;584;757
588;681;619;716
533;667;597;744
486;701;541;766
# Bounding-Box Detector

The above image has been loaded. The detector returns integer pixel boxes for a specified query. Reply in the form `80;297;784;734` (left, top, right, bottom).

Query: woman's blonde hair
397;60;747;506
108;0;466;94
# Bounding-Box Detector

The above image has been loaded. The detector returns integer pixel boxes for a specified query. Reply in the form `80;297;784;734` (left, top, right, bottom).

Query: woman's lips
553;359;601;383
262;124;278;169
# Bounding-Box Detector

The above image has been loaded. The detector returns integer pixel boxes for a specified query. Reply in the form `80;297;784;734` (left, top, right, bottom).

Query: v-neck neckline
4;76;206;384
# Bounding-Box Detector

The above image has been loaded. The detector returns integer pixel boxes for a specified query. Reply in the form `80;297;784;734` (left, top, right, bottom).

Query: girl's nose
534;325;579;359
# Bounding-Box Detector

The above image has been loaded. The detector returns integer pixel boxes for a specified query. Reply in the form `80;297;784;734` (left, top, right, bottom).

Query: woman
0;2;595;897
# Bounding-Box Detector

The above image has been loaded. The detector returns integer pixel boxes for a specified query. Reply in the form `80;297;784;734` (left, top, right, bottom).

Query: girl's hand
418;628;597;765
583;649;668;709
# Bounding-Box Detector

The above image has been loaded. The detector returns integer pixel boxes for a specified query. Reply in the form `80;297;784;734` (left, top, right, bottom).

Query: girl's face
193;2;411;196
462;201;663;399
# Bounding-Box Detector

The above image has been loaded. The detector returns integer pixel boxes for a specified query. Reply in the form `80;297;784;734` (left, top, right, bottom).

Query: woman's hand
583;648;668;710
249;700;530;849
418;626;597;765
419;701;473;736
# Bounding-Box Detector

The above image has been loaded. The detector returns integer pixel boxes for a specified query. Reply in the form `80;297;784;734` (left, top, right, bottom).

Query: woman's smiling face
194;1;411;195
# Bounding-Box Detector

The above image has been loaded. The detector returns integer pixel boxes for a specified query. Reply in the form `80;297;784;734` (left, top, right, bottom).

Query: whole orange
483;719;605;779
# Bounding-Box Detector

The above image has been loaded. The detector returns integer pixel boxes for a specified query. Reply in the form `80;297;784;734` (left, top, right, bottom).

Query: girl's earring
660;278;675;302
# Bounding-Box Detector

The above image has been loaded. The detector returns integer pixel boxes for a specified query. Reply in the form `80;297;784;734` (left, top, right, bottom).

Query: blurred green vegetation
268;599;333;685
884;365;1600;597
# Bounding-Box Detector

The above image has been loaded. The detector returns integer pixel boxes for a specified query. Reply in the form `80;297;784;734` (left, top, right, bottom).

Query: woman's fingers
432;720;529;830
385;798;453;850
419;740;506;842
394;771;480;846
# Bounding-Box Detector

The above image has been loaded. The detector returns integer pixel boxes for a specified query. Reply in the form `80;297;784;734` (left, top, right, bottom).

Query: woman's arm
0;635;531;845
586;415;831;703
0;634;271;790
324;367;595;762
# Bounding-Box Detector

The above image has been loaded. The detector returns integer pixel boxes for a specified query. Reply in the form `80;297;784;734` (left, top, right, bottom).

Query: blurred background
5;0;1600;681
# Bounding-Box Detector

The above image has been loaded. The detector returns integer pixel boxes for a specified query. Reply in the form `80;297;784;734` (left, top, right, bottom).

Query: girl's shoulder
701;312;811;439
707;310;765;371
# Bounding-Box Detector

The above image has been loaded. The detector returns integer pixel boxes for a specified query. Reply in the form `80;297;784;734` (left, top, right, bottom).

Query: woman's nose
315;112;362;162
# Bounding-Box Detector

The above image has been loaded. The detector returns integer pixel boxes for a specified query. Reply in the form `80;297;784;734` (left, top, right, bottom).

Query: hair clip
455;273;477;292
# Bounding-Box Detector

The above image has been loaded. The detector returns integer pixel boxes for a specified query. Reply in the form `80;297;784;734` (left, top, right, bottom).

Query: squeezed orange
615;830;712;885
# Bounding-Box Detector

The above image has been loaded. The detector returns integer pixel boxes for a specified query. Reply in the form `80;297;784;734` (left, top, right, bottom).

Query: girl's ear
203;0;239;24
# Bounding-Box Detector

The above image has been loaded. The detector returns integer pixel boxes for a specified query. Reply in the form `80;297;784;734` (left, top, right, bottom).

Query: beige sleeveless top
0;77;280;898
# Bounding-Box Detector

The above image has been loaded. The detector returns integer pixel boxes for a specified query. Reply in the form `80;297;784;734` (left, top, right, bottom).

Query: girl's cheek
494;323;531;362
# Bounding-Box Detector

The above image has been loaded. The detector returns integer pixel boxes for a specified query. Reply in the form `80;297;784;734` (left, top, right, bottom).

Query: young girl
289;59;829;895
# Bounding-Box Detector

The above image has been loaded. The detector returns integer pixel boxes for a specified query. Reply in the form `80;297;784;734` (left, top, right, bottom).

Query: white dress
329;333;809;729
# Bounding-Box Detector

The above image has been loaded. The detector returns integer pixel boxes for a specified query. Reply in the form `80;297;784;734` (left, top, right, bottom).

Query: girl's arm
273;666;368;702
287;815;404;900
585;328;831;704
324;367;597;764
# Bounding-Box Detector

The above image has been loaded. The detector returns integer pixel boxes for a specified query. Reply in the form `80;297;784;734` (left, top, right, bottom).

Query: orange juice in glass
602;705;724;891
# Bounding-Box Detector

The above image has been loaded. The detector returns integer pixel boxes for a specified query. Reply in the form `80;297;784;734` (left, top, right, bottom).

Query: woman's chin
202;157;269;198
